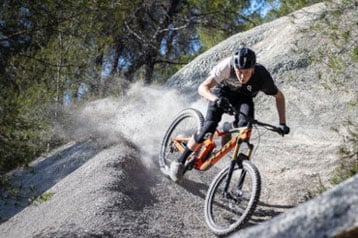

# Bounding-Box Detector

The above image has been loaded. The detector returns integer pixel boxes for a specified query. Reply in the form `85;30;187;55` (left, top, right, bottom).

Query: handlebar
228;105;286;136
251;119;285;136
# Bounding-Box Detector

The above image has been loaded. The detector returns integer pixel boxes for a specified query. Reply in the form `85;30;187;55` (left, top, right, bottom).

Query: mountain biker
163;47;290;182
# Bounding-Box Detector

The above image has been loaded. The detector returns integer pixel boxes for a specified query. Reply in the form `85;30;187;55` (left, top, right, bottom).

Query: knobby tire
204;160;261;236
159;108;204;168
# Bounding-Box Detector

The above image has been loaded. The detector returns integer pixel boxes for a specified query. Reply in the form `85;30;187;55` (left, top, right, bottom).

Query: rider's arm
273;89;287;125
199;57;231;102
198;76;219;102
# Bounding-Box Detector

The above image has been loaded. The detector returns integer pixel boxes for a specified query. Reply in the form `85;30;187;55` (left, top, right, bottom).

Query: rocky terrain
0;1;357;237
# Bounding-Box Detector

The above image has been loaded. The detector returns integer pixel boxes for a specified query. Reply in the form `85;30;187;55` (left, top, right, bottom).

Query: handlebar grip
276;127;285;136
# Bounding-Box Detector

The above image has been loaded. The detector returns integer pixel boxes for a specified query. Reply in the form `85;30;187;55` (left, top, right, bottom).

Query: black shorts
194;86;254;143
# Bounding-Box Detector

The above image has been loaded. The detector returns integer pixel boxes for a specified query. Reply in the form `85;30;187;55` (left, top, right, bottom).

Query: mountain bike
159;107;285;236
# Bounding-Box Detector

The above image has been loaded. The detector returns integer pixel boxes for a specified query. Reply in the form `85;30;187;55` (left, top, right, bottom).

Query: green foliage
0;0;130;173
352;47;358;62
0;87;56;172
197;28;227;51
303;176;327;201
30;191;55;205
1;0;347;174
331;159;358;185
0;174;22;209
331;120;358;185
186;0;262;52
0;175;11;194
297;0;357;201
304;120;358;201
265;0;324;20
294;0;357;91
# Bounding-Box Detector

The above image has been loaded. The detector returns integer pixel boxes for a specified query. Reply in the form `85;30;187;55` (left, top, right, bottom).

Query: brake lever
275;127;285;137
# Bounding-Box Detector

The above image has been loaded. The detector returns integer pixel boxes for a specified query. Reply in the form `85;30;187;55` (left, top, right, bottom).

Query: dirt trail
0;1;357;237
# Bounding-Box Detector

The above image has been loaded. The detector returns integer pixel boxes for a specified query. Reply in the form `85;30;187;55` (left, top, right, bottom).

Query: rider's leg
220;97;254;145
177;98;224;164
176;137;198;163
221;121;234;146
176;120;219;164
167;134;203;182
233;98;254;127
167;100;223;181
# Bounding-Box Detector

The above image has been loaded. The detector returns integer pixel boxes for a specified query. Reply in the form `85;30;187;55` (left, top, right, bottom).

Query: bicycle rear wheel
204;160;261;236
159;108;204;168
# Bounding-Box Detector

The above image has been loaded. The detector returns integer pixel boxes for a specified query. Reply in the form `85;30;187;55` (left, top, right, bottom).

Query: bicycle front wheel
159;108;204;168
204;160;261;236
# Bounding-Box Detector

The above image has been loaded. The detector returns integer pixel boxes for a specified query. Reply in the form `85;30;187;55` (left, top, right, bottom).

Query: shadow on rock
0;140;99;223
243;202;295;228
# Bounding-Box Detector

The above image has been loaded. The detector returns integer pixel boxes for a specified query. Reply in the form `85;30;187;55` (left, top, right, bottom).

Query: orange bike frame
172;127;254;171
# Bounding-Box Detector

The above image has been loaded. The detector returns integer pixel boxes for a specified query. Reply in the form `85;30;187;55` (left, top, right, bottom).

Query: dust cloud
71;82;207;168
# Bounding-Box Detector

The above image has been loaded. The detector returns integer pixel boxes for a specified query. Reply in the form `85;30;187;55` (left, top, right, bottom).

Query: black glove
278;123;290;135
215;97;233;115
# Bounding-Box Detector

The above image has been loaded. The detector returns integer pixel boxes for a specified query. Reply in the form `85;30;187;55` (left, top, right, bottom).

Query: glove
215;97;233;115
278;123;290;135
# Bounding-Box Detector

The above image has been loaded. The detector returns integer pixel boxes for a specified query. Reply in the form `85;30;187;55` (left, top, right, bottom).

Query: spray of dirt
70;82;208;168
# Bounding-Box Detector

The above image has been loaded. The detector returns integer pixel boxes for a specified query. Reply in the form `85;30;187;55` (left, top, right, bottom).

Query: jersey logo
246;85;252;92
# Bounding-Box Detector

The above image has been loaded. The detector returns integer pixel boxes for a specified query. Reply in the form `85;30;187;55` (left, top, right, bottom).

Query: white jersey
208;57;242;89
208;57;278;97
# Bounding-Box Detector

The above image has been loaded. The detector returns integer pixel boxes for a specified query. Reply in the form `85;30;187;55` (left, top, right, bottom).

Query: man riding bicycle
163;47;290;182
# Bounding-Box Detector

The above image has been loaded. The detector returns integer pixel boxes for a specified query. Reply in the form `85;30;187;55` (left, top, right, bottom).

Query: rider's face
234;68;254;84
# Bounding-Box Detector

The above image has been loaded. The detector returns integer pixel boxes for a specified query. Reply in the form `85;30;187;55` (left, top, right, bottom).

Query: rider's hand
278;123;290;135
215;97;233;115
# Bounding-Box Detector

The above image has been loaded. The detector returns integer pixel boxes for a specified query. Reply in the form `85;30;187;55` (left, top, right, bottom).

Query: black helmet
233;48;256;69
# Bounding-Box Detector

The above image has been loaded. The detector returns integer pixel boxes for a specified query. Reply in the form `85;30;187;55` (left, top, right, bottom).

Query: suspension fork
222;139;254;196
236;154;247;191
222;159;237;197
222;139;242;196
236;142;254;190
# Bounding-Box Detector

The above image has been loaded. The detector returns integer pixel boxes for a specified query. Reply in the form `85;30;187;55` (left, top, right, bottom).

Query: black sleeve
257;65;278;95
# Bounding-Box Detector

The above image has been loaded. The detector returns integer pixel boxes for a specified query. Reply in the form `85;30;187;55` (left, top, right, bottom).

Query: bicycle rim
204;160;261;236
159;108;204;168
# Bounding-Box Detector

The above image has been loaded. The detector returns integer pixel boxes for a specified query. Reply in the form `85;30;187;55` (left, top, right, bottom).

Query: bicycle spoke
160;109;204;168
205;160;261;236
211;168;253;226
164;119;197;162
